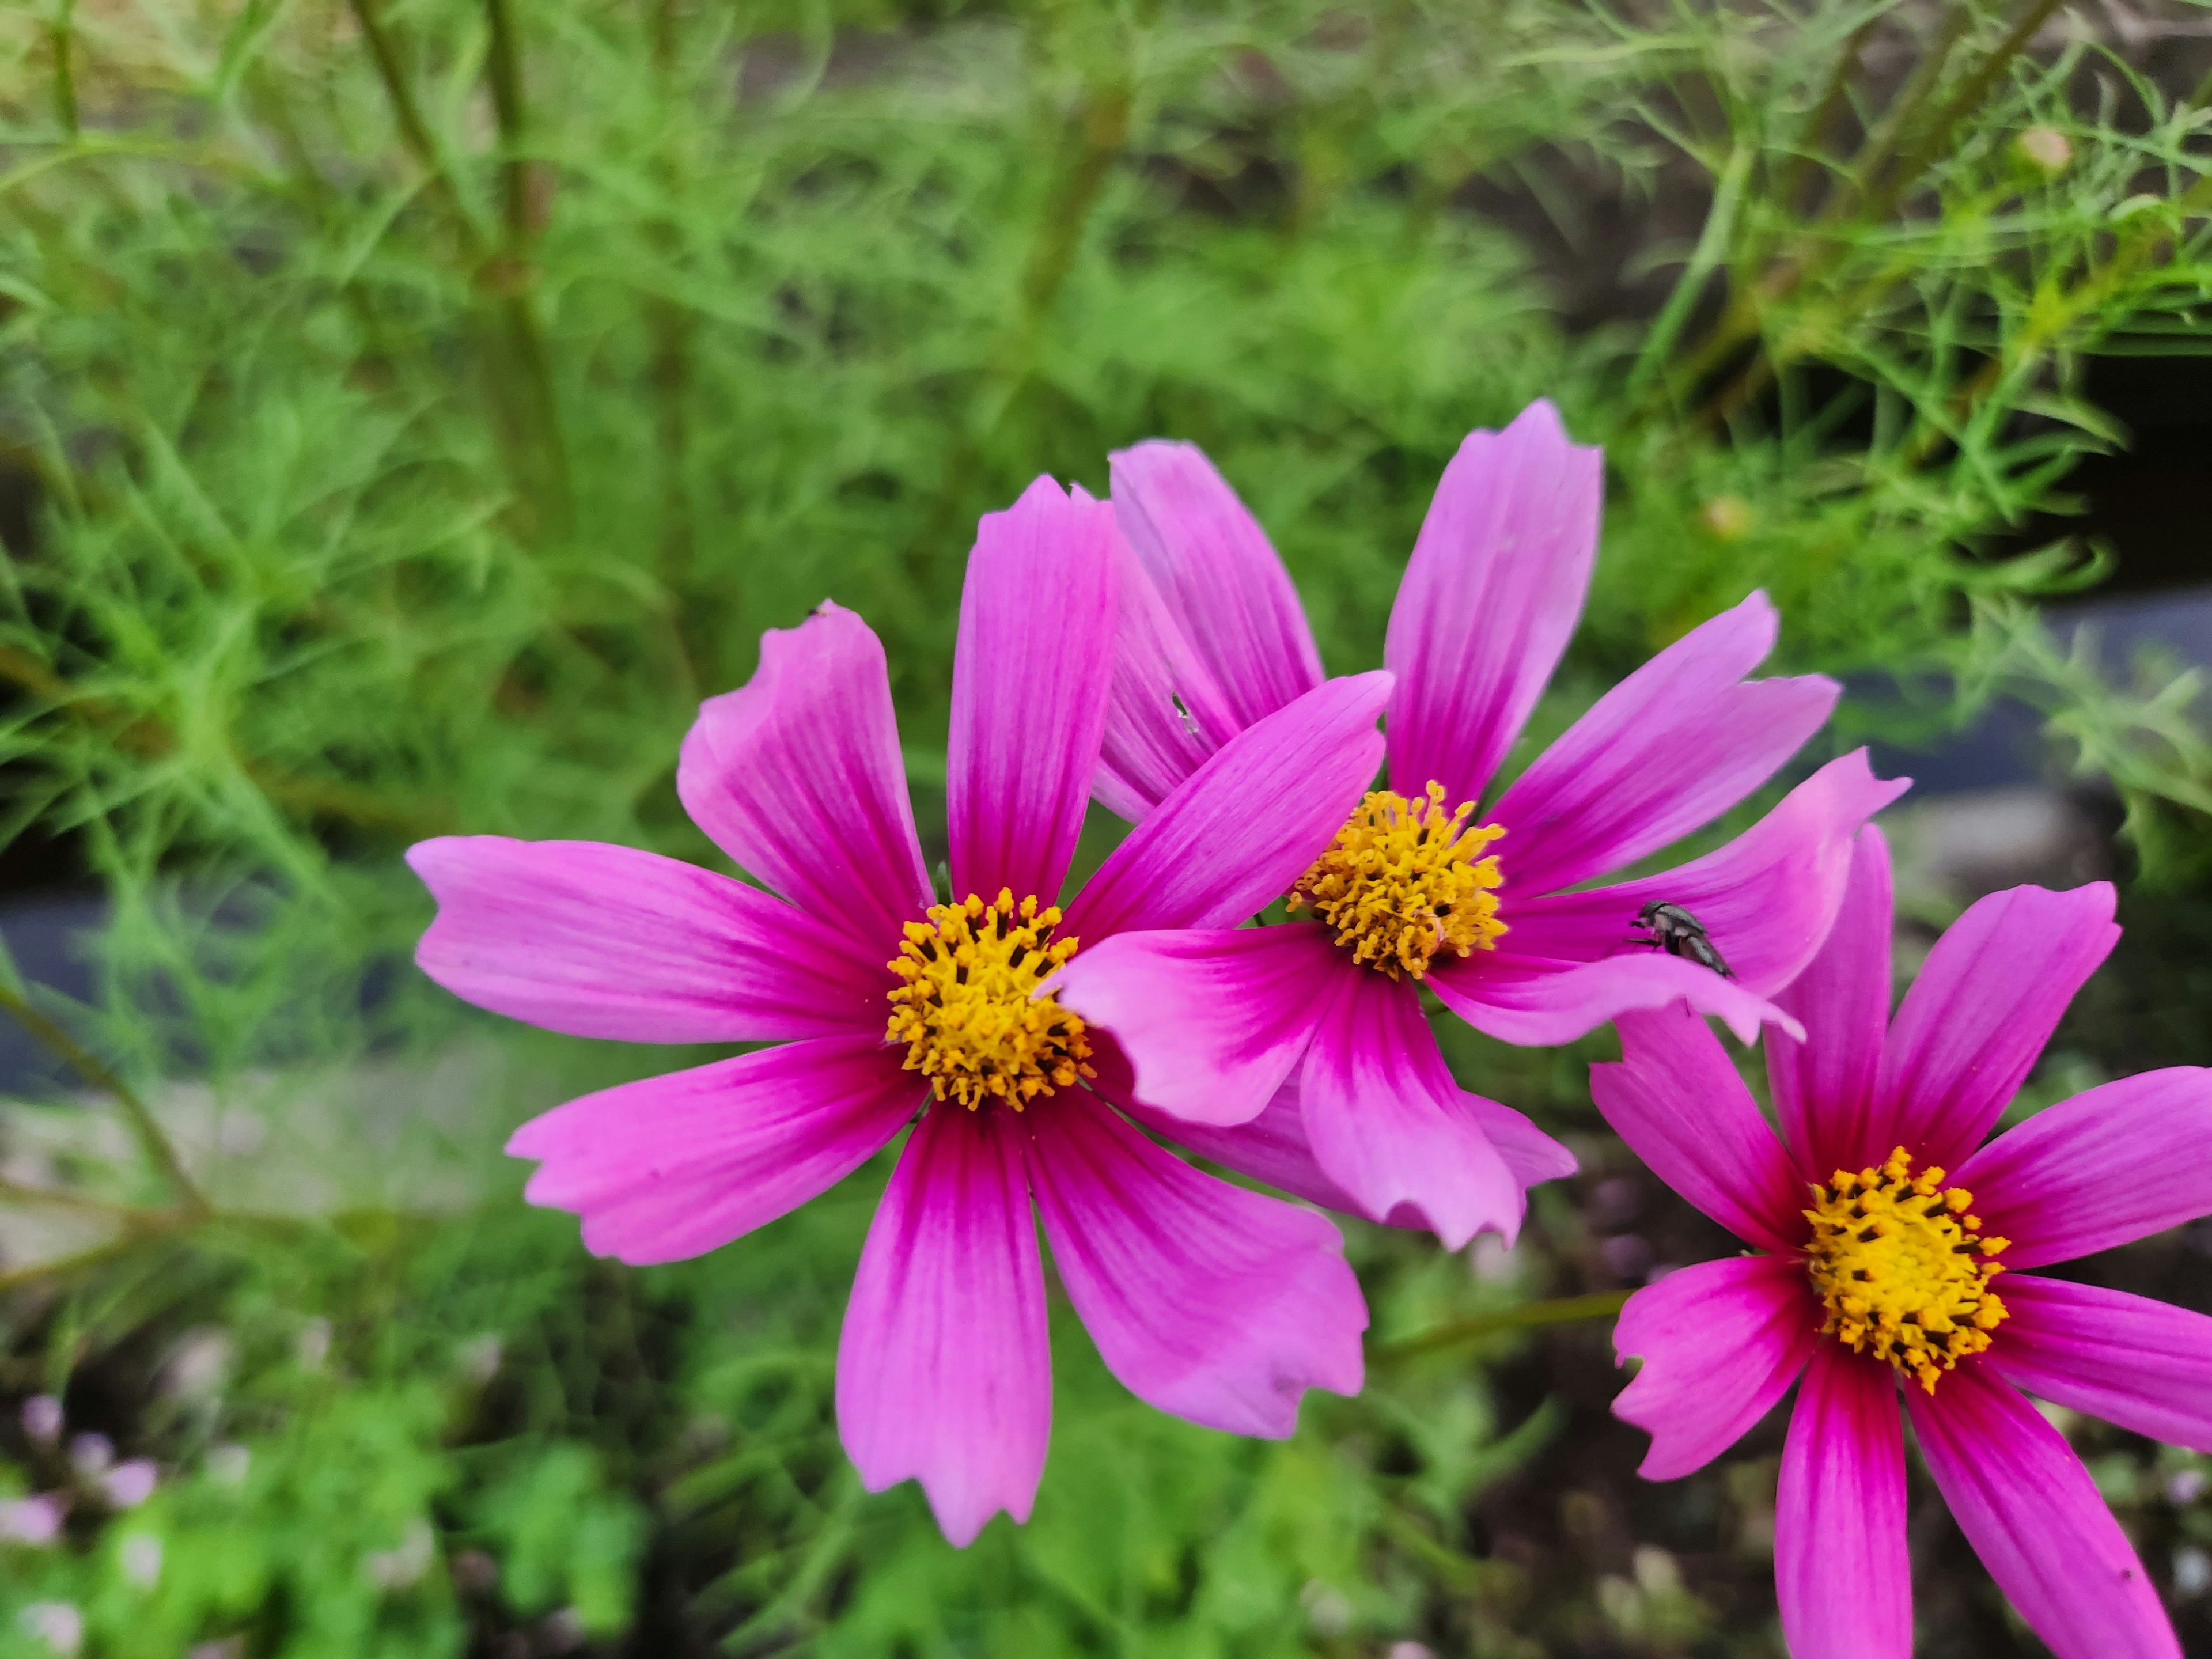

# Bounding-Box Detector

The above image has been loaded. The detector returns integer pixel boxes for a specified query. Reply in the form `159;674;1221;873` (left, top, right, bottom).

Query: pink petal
836;1103;1051;1548
1768;827;1895;1181
1958;1067;2212;1268
948;478;1120;907
1991;1275;2212;1453
1611;1255;1818;1479
1066;672;1390;941
1908;1362;2180;1659
1868;881;2119;1171
676;603;931;949
1049;924;1344;1128
1124;1073;1573;1226
1093;532;1241;821
1297;968;1524;1247
1108;441;1323;729
1024;1092;1365;1436
1591;1005;1808;1255
1115;1077;1368;1214
1775;1345;1911;1659
1382;401;1603;810
1480;749;1911;1001
1432;949;1796;1049
1490;593;1839;896
409;837;885;1043
507;1035;921;1265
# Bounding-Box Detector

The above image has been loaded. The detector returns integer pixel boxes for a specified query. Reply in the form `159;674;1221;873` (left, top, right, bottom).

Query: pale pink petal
410;837;885;1043
1490;593;1839;895
1591;1005;1807;1254
1868;881;2119;1170
1957;1067;2212;1268
1065;672;1389;941
507;1035;921;1266
947;478;1119;906
1382;401;1603;810
1297;969;1523;1247
1768;827;1895;1181
1908;1362;2180;1659
1776;1345;1911;1659
1612;1255;1818;1479
1991;1275;2212;1453
1109;441;1323;729
1478;750;1912;1000
676;603;930;949
1115;1077;1366;1214
1463;1095;1578;1190
1024;1091;1364;1436
1093;531;1241;821
1432;949;1794;1049
1050;924;1343;1128
836;1104;1050;1548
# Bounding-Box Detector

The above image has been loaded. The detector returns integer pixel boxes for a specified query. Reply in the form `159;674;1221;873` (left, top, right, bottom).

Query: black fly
1628;901;1735;980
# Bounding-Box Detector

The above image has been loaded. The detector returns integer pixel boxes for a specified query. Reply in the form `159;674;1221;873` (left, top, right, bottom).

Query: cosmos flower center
1287;781;1506;980
1802;1146;2010;1394
884;888;1095;1111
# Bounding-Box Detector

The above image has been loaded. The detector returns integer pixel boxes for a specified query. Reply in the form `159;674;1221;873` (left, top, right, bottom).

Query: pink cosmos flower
1052;400;1907;1247
408;479;1396;1546
1601;826;2212;1659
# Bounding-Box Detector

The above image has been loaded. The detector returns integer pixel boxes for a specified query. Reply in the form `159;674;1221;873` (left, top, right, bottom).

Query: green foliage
0;0;2206;1652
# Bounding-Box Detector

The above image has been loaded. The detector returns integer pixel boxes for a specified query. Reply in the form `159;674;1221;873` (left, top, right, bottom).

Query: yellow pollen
885;888;1094;1112
1286;781;1506;980
1803;1146;2010;1395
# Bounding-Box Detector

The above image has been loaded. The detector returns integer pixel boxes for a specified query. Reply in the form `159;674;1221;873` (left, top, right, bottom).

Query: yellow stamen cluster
1287;781;1506;979
885;889;1093;1112
1803;1146;2010;1394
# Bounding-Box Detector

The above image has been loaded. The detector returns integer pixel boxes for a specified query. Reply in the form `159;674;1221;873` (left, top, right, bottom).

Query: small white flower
0;1494;66;1546
19;1601;83;1656
120;1532;164;1589
20;1396;62;1445
68;1434;112;1478
206;1444;251;1489
101;1460;158;1510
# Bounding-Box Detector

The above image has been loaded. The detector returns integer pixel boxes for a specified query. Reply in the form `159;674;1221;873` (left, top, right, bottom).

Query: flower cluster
410;400;2210;1659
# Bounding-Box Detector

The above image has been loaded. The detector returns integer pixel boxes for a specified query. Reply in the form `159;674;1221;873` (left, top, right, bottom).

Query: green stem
1369;1289;1633;1363
50;0;77;138
0;984;207;1217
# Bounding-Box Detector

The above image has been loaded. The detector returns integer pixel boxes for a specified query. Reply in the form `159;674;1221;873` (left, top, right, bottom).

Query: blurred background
0;0;2207;1653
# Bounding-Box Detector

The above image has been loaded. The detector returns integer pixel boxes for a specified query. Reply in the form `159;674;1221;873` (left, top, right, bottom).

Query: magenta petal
1025;1092;1365;1436
410;837;885;1043
1612;1256;1817;1479
1066;672;1390;940
1592;1006;1806;1254
1382;401;1603;810
1957;1067;2212;1268
1094;532;1240;822
1869;881;2119;1170
1908;1363;2180;1659
1489;749;1911;1002
1491;593;1839;895
1776;1345;1911;1659
1433;949;1795;1049
836;1104;1050;1548
1991;1275;2212;1453
1109;441;1323;729
947;476;1120;906
677;603;930;949
1768;827;1895;1180
1050;924;1343;1128
1116;1077;1366;1214
1463;1095;1578;1190
1298;969;1524;1247
506;1035;921;1265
